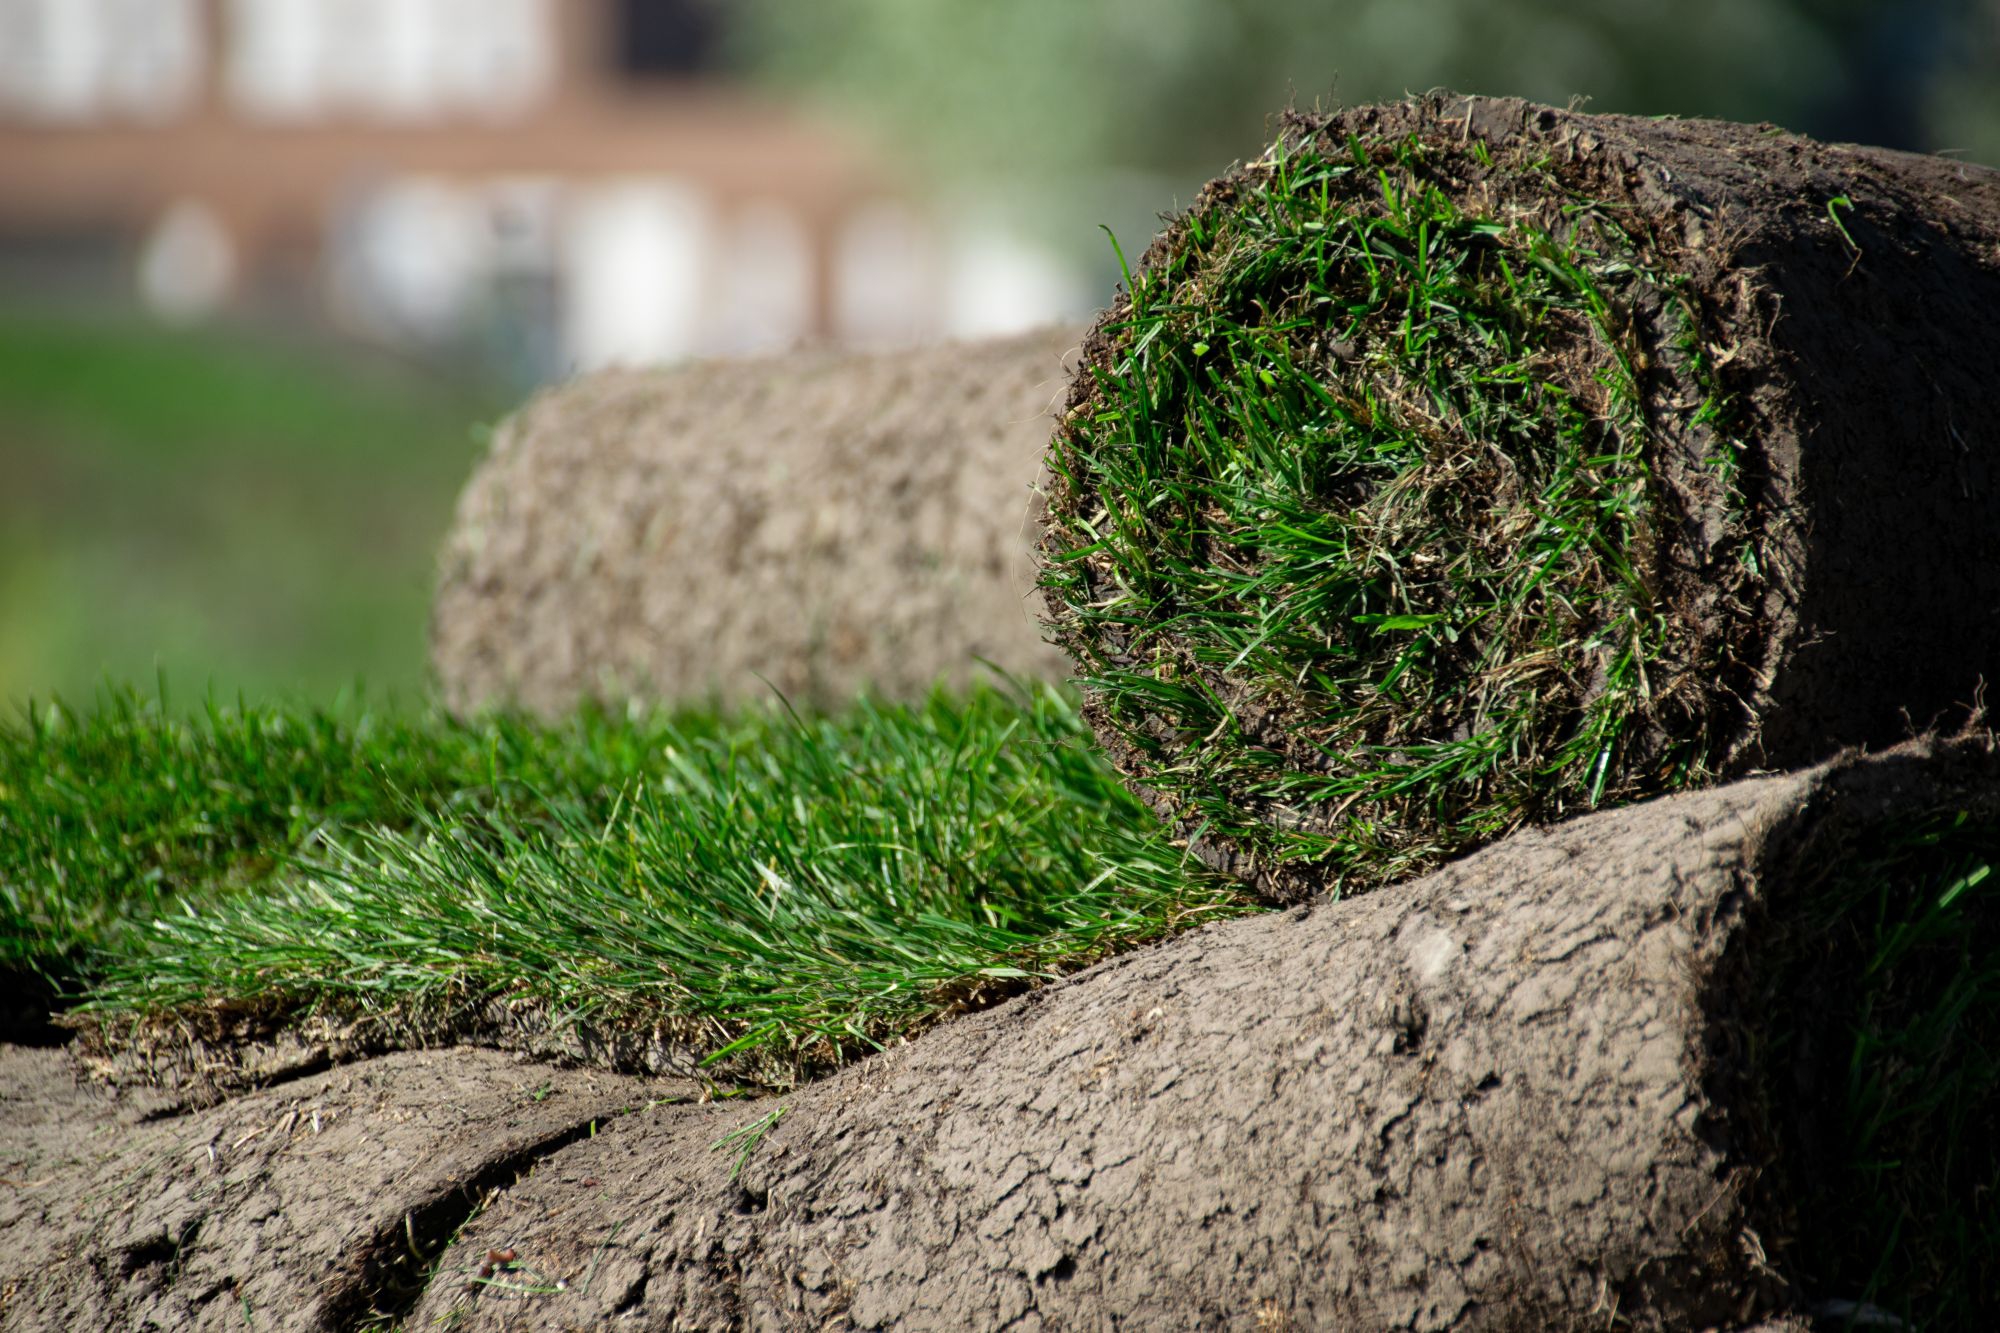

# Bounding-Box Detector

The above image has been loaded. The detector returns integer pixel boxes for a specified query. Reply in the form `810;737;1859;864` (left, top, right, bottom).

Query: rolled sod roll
432;328;1081;717
396;741;2000;1330
1039;94;2000;901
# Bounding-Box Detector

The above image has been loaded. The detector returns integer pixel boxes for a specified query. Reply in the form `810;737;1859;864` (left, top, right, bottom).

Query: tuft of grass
0;682;715;987
1041;127;1751;897
46;682;1242;1085
1746;810;2000;1329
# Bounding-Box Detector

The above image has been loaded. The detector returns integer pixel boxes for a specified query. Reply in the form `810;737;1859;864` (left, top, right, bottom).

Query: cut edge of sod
55;681;1246;1091
1039;118;1760;901
1711;797;2000;1329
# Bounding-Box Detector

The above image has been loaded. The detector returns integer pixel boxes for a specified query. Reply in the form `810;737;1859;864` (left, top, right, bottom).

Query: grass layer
6;683;1241;1085
1;685;716;982
1042;124;1751;897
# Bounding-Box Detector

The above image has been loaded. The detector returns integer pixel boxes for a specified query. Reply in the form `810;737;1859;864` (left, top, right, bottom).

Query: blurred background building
0;0;1089;379
1;0;1996;708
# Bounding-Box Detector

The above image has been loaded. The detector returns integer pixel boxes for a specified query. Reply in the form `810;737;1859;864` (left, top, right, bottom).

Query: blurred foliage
739;0;1999;251
1929;0;2000;164
0;309;506;709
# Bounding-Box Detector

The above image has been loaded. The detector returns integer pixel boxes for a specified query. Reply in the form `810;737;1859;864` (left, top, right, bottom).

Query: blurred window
560;178;714;370
616;0;722;77
943;225;1086;339
834;203;941;347
711;201;813;355
226;0;551;121
0;0;201;122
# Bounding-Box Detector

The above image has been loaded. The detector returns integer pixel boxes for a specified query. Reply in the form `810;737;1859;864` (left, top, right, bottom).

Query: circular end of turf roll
1040;116;1757;899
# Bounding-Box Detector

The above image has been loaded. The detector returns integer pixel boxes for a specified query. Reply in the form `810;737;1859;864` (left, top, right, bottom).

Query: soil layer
0;1044;691;1330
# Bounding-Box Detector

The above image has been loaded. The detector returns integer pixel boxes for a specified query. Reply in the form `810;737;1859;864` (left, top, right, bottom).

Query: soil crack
323;1110;619;1332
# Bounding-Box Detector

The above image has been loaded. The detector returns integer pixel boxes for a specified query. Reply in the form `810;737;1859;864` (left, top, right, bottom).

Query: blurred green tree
738;0;1997;262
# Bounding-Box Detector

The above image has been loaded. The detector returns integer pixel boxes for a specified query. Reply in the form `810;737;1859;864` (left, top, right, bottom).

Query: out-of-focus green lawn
0;308;508;709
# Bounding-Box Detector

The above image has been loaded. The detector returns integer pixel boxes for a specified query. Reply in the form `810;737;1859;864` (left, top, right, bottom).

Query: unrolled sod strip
1039;94;2000;901
432;328;1082;717
392;741;2000;1331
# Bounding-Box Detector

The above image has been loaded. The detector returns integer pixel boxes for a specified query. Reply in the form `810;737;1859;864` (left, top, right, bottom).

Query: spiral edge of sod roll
1039;104;1762;901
